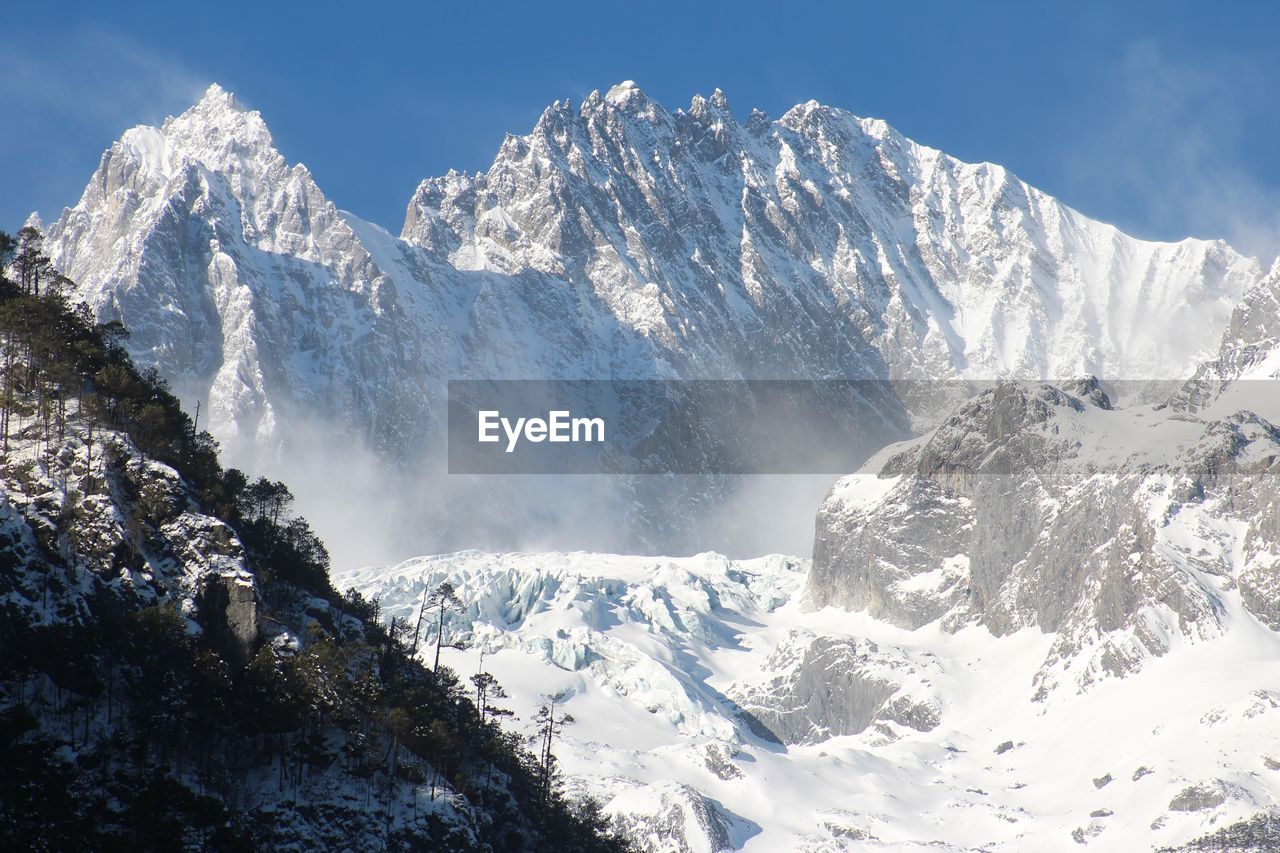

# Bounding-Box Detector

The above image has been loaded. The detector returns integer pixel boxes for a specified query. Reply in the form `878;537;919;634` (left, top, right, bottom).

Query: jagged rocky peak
47;81;320;286
690;86;731;111
400;83;1260;384
135;83;340;254
155;83;279;172
599;79;660;116
88;83;283;208
42;82;412;466
1173;256;1280;420
778;96;892;142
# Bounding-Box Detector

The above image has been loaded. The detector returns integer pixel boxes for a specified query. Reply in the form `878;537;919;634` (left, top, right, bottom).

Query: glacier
337;546;1280;851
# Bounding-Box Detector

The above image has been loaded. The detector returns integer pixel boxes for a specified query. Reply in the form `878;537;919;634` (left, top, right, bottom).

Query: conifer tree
533;692;574;806
420;581;463;671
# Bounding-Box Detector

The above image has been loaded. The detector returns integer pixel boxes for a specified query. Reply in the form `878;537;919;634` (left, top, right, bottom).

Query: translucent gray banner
445;378;1280;475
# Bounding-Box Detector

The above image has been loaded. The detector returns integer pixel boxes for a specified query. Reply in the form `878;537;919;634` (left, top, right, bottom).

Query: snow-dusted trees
0;249;626;850
0;227;211;469
470;651;513;727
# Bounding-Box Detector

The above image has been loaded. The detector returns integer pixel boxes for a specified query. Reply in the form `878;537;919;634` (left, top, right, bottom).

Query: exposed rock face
197;571;259;664
1168;782;1232;812
1176;259;1280;402
728;631;940;745
0;420;259;629
1170;257;1280;445
605;781;739;853
808;381;1280;696
700;743;743;781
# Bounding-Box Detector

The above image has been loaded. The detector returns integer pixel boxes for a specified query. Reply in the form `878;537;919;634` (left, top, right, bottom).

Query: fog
219;378;1247;573
231;421;854;573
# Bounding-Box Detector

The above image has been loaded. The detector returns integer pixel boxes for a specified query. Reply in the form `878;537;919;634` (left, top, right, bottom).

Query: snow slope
338;549;1280;851
812;380;1280;696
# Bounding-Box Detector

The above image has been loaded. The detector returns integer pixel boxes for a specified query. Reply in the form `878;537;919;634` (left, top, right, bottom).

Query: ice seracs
340;546;1280;851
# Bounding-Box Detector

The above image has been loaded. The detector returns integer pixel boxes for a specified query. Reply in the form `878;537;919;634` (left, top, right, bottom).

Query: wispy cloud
0;27;207;130
1057;38;1280;263
0;28;209;227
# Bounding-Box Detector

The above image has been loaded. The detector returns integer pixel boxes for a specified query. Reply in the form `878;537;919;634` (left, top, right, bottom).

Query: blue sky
5;0;1280;258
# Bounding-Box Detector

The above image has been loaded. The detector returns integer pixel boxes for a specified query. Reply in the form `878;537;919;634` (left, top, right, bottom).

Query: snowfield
337;550;1280;851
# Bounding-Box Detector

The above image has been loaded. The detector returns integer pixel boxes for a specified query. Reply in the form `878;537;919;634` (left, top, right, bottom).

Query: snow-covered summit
43;82;420;466
405;81;1260;383
140;84;273;176
604;79;646;106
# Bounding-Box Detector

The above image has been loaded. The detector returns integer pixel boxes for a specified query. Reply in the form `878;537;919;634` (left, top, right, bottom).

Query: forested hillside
0;226;627;851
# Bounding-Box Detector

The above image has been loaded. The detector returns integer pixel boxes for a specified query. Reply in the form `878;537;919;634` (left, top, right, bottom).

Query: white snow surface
338;550;1280;851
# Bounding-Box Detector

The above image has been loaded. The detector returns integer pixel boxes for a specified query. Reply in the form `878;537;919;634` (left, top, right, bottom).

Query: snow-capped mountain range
38;82;1267;561
46;83;1264;438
